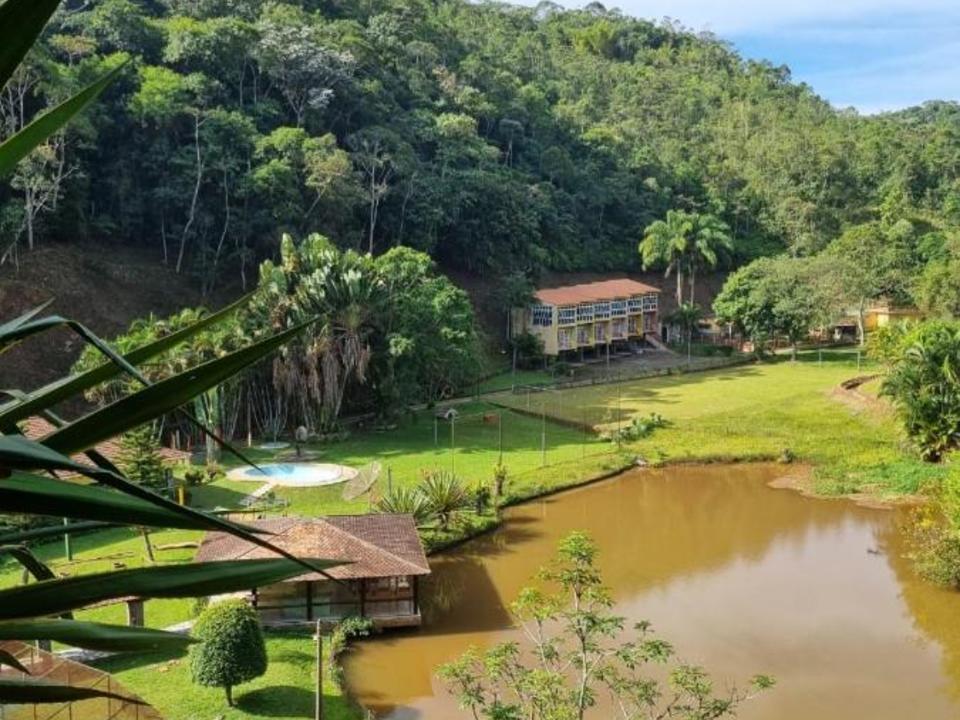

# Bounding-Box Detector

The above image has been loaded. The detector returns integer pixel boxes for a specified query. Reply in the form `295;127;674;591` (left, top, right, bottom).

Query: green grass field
491;349;944;497
95;632;357;720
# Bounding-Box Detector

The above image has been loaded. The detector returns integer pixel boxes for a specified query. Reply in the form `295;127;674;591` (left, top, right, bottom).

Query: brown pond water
344;464;960;719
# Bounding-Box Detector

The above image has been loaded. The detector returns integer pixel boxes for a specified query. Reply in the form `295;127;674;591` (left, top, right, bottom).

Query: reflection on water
344;464;960;719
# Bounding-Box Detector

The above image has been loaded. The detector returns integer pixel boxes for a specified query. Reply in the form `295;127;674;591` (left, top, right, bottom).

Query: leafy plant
607;413;668;443
439;532;773;720
189;599;267;707
376;485;433;526
418;470;473;531
881;320;960;460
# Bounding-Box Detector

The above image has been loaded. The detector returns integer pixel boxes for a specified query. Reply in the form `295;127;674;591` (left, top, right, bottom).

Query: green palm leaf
0;294;252;428
0;558;342;620
0;62;127;178
0;649;30;674
0;435;338;576
40;320;311;455
0;619;194;652
0;0;61;89
0;473;236;530
0;679;143;705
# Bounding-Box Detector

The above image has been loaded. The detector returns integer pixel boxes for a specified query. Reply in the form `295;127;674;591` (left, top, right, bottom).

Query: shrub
376;486;434;526
605;413;668;443
880;320;960;460
419;471;473;530
190;599;267;706
905;469;960;587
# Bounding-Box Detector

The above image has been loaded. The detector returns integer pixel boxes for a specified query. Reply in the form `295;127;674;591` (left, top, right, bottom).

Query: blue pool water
236;462;347;486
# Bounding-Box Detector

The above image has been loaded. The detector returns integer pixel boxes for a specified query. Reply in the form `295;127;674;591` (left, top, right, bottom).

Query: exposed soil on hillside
1;241;727;398
0;242;239;395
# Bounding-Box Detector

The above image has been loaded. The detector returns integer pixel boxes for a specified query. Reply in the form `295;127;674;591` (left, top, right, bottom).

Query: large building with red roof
512;278;661;356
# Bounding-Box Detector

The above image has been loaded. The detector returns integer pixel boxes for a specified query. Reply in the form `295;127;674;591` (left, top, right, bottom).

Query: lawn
257;400;617;518
490;348;945;498
476;367;556;393
94;632;358;720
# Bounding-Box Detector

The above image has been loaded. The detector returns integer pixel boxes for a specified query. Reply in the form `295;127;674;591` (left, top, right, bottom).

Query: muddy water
344;464;960;719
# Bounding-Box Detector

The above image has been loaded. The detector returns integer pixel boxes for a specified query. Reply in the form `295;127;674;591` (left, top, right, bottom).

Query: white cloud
510;0;960;34
805;41;960;112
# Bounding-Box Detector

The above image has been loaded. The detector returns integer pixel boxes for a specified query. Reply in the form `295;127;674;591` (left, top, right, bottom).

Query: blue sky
511;0;960;114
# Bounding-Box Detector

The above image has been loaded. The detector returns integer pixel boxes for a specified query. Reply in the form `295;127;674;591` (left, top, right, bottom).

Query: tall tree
639;209;696;306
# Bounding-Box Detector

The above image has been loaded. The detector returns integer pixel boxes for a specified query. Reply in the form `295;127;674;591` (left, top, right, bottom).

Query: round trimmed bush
189;599;267;706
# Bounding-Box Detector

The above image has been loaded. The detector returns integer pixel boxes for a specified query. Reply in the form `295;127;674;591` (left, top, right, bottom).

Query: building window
558;306;577;325
611;300;627;317
628;296;643;313
532;305;553;327
576;303;594;322
612;319;627;338
628;317;640;335
594;302;611;320
595;324;606;343
642;294;658;311
577;325;591;345
559;328;575;350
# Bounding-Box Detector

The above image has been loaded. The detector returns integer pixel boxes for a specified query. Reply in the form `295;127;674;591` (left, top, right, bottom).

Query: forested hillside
3;0;960;294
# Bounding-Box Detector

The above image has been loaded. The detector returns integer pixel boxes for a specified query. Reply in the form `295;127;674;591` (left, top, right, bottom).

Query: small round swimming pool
229;462;357;487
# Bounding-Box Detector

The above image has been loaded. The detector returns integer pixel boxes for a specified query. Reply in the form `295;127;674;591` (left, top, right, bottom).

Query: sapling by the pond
439;531;774;720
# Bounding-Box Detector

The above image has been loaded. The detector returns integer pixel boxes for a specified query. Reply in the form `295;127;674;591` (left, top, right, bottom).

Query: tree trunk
367;171;378;254
206;169;230;297
225;685;233;707
689;265;696;306
177;114;204;274
675;270;683;307
856;302;866;346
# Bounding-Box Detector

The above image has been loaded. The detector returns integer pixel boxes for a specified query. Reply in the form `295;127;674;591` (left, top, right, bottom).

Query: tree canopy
5;0;960;290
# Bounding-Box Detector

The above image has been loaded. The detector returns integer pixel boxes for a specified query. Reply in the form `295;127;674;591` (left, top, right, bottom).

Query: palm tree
268;234;381;430
639;209;695;306
688;214;733;305
640;211;734;308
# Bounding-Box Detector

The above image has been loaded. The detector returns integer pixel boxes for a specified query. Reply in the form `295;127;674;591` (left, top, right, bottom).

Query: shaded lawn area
491;349;944;498
476;368;556;393
95;632;358;720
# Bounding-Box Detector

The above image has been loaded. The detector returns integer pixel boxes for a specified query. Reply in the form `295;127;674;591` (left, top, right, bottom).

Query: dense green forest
4;0;960;293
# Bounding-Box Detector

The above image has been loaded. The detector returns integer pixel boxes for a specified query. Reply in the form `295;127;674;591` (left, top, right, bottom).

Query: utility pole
541;400;546;467
498;412;503;465
315;621;323;720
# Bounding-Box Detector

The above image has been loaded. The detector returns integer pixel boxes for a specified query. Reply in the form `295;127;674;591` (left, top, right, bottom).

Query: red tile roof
19;416;190;473
534;278;659;306
194;515;431;581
